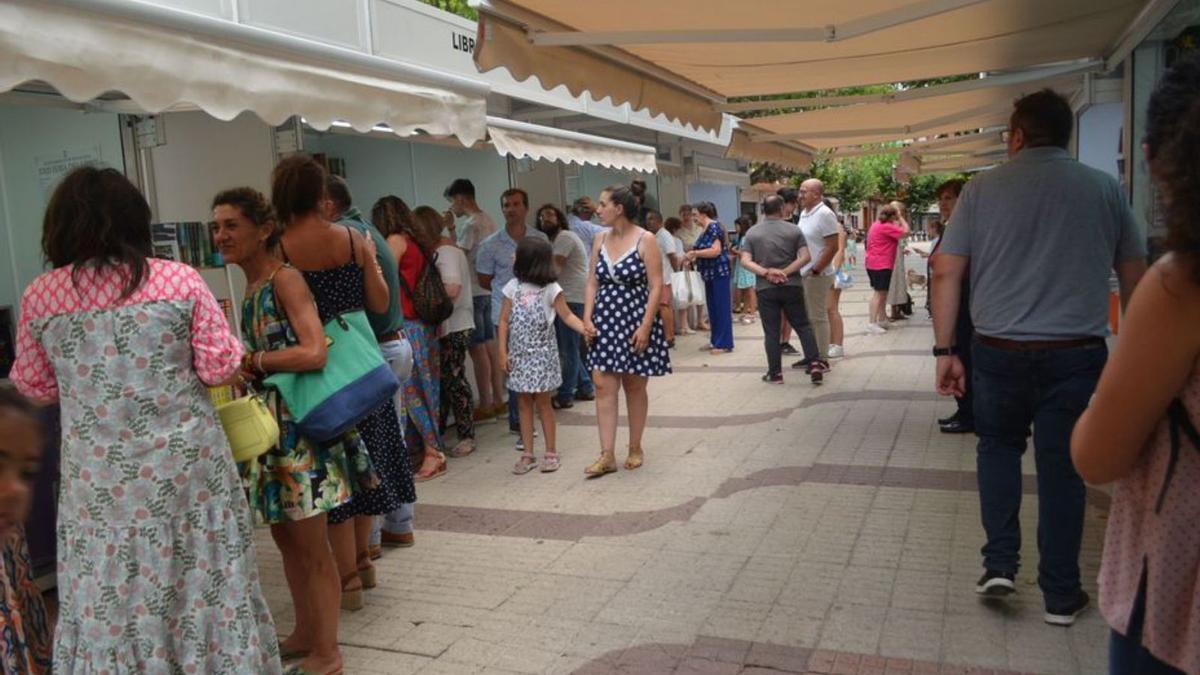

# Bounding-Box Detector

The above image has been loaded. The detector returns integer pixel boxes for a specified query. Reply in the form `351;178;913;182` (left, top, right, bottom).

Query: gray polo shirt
939;146;1145;341
741;217;807;291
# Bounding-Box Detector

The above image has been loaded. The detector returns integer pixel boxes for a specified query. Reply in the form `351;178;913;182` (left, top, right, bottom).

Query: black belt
375;330;401;343
975;333;1104;352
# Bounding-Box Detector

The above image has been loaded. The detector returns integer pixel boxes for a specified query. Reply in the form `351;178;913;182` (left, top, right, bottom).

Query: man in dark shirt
740;195;828;385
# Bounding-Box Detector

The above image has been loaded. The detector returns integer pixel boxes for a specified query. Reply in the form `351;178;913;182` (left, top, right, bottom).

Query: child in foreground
0;386;50;674
498;238;586;474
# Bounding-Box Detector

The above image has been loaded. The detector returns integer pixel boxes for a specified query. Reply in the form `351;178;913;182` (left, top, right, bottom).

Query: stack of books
151;222;223;267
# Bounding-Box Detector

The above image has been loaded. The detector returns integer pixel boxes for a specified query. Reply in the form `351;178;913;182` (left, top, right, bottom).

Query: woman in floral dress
213;187;365;674
11;167;281;673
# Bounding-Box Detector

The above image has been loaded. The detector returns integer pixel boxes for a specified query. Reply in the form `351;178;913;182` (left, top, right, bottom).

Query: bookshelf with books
150;221;245;336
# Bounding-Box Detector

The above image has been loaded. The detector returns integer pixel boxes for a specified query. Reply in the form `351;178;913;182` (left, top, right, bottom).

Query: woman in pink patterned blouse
11;167;282;673
1072;53;1200;675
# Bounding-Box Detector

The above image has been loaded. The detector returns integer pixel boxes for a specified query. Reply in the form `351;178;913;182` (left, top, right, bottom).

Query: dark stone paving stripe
572;636;1034;674
672;349;930;373
418;462;1109;542
557;389;945;429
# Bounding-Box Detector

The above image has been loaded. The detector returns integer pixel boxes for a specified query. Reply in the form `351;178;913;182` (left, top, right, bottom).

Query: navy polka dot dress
587;234;671;377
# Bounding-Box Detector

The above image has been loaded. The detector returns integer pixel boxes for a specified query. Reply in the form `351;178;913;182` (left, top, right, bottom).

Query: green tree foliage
779;152;961;215
417;0;477;20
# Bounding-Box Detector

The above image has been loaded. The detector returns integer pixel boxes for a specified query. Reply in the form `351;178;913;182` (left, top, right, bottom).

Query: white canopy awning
746;69;1086;151
485;116;658;172
473;0;1157;135
724;125;814;171
1;0;491;144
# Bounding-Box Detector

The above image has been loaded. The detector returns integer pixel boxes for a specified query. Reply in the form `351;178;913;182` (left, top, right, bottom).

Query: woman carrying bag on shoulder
373;197;449;482
270;156;414;616
213;187;366;674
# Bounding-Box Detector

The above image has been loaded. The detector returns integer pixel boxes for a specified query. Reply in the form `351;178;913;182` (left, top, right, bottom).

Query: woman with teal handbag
213;187;368;675
271;156;416;627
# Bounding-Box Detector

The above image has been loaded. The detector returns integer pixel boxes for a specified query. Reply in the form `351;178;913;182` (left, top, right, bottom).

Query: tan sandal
340;571;364;611
625;445;644;471
584;453;617;478
356;552;376;589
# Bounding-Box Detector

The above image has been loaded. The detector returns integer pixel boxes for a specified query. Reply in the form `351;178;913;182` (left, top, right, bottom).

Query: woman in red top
372;197;447;482
864;202;909;334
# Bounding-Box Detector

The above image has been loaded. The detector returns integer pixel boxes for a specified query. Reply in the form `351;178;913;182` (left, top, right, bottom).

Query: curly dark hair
211;187;280;250
1146;52;1200;282
43;166;152;300
535;204;568;231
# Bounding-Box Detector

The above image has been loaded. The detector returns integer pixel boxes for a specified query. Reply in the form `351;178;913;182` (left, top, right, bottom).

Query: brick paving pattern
255;286;1111;674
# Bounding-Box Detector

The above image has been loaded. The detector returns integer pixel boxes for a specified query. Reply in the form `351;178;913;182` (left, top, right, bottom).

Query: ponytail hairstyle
1145;51;1200;283
270;154;327;227
604;185;639;221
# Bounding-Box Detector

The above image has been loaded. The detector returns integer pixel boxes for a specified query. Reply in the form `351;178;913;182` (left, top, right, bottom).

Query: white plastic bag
671;270;706;309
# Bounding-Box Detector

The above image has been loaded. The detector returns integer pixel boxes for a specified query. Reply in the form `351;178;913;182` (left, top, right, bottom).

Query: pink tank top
1098;359;1200;674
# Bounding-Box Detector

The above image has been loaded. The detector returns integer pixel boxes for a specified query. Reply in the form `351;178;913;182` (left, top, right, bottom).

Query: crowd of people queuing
0;52;1196;675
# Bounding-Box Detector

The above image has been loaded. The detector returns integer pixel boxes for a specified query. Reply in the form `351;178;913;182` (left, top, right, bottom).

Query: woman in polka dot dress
582;185;671;477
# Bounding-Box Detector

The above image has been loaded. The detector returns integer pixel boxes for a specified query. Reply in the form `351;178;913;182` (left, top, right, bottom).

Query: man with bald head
795;179;840;364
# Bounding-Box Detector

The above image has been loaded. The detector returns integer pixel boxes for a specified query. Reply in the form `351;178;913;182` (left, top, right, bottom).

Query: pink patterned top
1098;359;1200;674
11;259;242;399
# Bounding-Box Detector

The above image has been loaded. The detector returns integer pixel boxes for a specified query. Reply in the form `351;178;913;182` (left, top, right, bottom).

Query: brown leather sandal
340;572;364;611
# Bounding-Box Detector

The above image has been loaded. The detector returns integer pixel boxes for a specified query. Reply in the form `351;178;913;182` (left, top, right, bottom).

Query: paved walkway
256;284;1110;675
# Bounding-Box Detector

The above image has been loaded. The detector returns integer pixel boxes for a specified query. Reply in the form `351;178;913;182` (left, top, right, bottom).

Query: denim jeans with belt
972;336;1106;605
556;301;593;402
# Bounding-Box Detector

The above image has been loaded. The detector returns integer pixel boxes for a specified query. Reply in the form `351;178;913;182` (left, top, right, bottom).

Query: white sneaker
827;344;844;358
866;323;887;335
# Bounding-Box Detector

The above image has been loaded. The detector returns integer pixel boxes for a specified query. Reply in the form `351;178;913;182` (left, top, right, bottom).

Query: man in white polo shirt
794;179;840;365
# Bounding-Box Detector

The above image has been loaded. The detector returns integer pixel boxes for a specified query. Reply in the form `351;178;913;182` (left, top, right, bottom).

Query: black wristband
932;345;958;357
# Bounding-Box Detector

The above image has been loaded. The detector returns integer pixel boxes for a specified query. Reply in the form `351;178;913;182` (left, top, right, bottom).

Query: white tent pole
718;60;1101;114
527;0;989;46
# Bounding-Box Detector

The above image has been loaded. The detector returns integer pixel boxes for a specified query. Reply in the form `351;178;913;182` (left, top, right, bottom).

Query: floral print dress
11;260;281;674
241;267;375;524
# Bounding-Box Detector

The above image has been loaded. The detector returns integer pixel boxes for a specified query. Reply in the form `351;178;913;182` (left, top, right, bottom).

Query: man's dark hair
444;178;476;201
43;166;152;300
212;187;280;251
1010;89;1074;149
664;216;682;233
326;175;353;214
936;178;966;198
776;187;798;205
630;178;648;195
500;187;529;208
762;195;785;216
513;237;557;286
645;209;662;224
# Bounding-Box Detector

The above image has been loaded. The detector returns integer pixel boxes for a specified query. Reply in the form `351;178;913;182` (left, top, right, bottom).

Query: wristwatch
931;345;958;357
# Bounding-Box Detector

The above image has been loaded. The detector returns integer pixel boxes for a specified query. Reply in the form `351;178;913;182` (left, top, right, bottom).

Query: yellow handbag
215;391;280;463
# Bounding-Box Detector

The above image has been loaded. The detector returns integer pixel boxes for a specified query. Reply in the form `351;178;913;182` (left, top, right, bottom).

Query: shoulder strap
1155;398;1200;513
345;226;356;264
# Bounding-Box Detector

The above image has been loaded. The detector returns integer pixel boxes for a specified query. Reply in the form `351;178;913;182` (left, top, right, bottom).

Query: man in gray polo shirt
740;195;828;385
933;89;1146;626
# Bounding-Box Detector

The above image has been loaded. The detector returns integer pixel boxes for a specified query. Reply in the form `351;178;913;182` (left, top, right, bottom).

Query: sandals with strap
541;450;561;473
512;454;538;475
625;445;644;471
584;454;617;478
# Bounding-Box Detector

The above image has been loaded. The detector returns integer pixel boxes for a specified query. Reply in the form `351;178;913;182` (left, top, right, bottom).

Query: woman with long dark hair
685;202;734;353
373;196;447;481
11;167;280;672
1072;52;1200;675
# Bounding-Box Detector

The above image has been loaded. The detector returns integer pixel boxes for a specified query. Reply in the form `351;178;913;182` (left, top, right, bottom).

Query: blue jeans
370;501;414;542
556;302;593;401
972;337;1106;605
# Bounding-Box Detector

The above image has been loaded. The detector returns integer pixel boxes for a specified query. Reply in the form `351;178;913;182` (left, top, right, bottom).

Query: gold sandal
625;445;644;471
584;453;617;478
